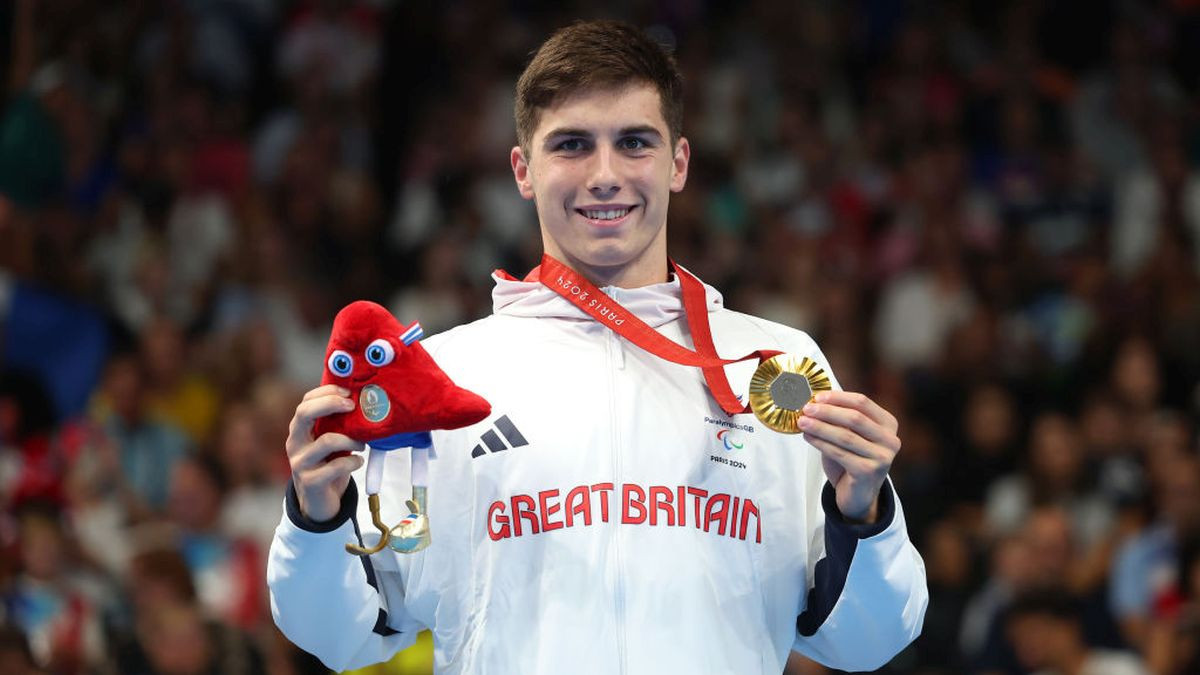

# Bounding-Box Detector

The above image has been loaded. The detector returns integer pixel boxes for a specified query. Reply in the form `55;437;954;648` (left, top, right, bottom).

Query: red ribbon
536;254;780;416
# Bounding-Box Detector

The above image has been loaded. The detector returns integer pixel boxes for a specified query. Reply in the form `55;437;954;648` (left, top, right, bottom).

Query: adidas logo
470;415;528;458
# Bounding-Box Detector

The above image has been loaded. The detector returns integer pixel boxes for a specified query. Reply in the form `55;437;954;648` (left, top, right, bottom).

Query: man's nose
587;145;620;197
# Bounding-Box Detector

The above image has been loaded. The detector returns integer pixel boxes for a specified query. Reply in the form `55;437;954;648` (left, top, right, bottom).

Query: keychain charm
389;446;433;553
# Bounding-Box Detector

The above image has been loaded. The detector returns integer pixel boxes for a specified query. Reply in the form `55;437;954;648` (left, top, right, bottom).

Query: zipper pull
610;330;626;370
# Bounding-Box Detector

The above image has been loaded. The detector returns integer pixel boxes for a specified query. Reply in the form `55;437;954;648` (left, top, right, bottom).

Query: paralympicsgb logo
716;429;743;451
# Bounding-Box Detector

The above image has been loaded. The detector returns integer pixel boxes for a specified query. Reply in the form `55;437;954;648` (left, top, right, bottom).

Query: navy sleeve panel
285;477;359;533
344;484;402;637
796;480;897;636
284;478;401;637
821;477;896;539
373;609;400;637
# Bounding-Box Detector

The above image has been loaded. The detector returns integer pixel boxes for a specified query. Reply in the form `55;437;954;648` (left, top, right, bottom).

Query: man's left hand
797;391;900;524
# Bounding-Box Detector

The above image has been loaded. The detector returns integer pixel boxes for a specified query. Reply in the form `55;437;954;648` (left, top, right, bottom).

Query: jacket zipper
606;328;628;675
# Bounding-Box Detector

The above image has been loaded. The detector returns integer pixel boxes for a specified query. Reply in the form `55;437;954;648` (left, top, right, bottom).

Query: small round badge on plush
312;301;491;555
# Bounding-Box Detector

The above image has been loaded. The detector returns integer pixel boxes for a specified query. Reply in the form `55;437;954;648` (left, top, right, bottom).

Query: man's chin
571;245;639;269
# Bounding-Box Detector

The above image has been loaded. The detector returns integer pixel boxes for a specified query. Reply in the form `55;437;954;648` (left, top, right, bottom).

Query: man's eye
619;137;647;150
558;139;586;152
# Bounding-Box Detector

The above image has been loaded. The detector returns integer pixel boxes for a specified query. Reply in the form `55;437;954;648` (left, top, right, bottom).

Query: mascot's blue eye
365;338;395;366
328;350;354;377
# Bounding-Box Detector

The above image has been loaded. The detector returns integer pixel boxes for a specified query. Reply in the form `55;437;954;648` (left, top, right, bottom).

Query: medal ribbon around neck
537;254;781;417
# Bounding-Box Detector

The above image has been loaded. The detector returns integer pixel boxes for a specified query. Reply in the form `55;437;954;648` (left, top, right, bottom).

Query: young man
268;20;927;674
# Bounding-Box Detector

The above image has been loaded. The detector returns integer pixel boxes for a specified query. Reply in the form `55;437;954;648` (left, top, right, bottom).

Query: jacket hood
491;264;725;329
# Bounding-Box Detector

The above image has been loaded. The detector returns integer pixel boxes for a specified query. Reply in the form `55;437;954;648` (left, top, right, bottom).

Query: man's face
511;83;689;287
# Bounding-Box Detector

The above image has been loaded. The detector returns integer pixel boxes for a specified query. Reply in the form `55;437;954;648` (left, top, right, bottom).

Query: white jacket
268;270;928;674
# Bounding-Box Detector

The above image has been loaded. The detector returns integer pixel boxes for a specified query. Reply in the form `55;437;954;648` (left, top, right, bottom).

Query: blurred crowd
0;1;1198;674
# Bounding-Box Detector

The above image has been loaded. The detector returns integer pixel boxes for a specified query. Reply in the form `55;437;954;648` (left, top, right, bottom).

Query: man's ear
670;137;690;192
511;146;535;200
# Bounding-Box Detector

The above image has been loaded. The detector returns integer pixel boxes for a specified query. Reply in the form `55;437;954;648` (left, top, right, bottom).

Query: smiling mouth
575;206;636;224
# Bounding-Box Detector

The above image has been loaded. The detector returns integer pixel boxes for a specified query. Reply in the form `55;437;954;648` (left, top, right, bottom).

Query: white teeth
583;208;630;220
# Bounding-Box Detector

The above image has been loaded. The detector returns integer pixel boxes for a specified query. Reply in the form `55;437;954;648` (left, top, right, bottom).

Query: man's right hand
286;385;366;523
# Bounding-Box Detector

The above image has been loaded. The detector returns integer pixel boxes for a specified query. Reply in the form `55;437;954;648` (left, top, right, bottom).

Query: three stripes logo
470;415;528;458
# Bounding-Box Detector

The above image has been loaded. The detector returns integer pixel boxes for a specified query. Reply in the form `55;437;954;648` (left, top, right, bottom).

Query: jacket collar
491;264;724;329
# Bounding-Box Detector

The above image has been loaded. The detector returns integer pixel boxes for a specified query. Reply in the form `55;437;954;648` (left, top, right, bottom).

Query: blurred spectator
85;354;189;516
138;317;220;447
388;233;474;336
963;506;1124;674
0;372;64;509
63;423;134;578
277;1;380;97
0;282;110;422
1006;590;1147;675
961;533;1033;672
887;417;944;540
1111;455;1200;651
911;519;972;672
1143;538;1200;674
986;412;1115;551
873;236;976;372
107;546;263;675
1078;388;1144;509
948;382;1021;509
0;622;42;675
1110;118;1200;279
165;453;263;630
215;402;284;546
1069;22;1184;181
1109;336;1164;425
0;52;65;211
0;502;117;673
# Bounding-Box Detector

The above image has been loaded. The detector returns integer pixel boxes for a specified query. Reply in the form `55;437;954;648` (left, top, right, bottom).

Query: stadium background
1;0;1199;673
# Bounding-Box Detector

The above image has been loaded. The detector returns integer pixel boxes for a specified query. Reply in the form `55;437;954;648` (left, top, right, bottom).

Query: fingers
303;384;350;402
799;413;890;461
287;386;361;522
798;391;901;467
288;393;356;450
802;391;898;523
806;436;878;476
800;399;899;448
809;390;898;432
290;432;366;473
299;453;364;489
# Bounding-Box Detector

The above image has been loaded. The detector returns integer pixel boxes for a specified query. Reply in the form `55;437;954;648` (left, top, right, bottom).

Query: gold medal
749;355;832;433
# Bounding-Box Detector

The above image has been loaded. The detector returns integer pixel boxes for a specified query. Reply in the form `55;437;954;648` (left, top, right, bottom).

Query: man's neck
547;252;668;289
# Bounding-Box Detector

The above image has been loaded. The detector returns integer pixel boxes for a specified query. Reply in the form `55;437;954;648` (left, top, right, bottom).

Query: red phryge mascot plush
313;301;490;555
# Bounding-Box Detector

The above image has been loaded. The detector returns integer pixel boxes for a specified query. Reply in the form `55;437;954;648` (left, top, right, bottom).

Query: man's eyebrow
618;125;663;139
542;128;593;143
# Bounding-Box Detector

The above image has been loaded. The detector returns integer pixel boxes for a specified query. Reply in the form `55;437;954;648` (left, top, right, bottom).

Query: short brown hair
514;20;684;152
